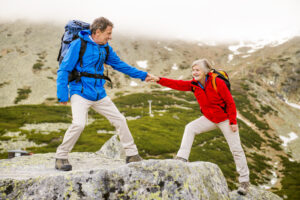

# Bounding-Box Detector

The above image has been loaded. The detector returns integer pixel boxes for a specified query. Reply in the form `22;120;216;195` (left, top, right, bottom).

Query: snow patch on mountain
280;132;298;147
136;60;148;69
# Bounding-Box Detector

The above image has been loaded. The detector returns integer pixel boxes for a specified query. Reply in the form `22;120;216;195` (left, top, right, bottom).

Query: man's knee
71;121;85;131
112;113;127;127
114;112;126;122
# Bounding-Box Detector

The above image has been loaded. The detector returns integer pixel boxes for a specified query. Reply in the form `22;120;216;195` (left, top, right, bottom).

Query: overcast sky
0;0;299;42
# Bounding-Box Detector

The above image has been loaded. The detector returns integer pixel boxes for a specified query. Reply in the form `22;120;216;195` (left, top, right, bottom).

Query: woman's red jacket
157;73;237;125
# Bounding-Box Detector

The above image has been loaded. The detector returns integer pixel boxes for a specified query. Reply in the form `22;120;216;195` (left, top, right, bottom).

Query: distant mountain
0;21;299;104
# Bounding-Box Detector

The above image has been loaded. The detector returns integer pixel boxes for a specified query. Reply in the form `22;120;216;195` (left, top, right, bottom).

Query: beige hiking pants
55;94;138;159
177;116;250;183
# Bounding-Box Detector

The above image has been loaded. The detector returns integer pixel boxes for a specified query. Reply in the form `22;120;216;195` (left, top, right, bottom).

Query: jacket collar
79;30;109;47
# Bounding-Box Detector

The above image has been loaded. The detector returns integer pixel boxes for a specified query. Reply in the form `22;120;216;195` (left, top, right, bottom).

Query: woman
151;59;250;195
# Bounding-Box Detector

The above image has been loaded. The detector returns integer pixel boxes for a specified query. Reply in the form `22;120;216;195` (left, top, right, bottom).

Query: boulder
96;135;126;160
0;137;283;200
0;153;229;200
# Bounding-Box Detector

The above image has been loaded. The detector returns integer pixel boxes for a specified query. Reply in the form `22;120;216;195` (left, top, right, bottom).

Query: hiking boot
126;154;143;164
55;159;72;171
237;182;250;195
174;156;188;162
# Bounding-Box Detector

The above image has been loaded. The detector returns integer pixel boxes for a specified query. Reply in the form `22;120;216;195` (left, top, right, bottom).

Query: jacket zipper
94;46;101;100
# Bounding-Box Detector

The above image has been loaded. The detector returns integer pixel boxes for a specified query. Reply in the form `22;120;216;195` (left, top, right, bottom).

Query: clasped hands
145;73;159;82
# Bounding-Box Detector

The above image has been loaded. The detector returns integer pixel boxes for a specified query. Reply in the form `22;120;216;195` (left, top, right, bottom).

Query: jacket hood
78;30;108;47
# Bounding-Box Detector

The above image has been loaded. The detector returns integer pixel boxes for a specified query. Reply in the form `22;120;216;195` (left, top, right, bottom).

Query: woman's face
192;65;206;81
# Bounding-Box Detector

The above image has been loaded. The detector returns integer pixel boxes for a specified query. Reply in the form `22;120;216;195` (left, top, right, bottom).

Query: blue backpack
57;20;90;65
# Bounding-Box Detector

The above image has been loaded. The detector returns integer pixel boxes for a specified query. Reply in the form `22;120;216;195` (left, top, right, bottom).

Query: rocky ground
0;136;282;200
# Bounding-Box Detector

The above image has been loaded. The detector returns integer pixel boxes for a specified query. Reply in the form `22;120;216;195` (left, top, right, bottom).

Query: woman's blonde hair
191;59;213;74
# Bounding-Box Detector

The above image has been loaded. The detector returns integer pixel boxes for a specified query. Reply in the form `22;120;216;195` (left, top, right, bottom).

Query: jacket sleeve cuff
58;97;68;102
157;77;162;83
141;72;148;81
229;119;237;125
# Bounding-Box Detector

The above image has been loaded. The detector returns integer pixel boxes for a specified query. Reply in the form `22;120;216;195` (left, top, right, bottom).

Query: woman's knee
184;123;197;135
229;144;244;154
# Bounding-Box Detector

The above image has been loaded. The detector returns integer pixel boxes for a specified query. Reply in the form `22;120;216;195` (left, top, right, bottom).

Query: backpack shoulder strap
190;81;198;93
104;46;109;63
211;70;231;93
57;34;65;62
79;38;87;67
211;73;219;93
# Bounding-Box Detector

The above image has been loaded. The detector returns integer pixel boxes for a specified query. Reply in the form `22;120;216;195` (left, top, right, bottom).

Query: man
56;17;152;171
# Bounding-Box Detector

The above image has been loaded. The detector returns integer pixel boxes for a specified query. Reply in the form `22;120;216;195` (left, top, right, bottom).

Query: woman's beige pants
55;94;138;159
177;116;250;183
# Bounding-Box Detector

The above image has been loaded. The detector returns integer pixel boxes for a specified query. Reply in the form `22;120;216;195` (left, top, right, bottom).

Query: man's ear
95;29;102;35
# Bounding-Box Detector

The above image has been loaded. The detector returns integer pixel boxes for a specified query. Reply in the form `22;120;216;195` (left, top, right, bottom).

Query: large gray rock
0;139;282;200
96;135;126;160
0;152;230;200
230;185;282;200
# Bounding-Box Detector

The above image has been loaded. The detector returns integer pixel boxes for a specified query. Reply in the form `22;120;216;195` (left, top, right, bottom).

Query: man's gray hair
191;59;213;74
90;17;114;34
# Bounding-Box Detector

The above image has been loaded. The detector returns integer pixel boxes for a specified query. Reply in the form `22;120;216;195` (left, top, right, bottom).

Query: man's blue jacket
57;30;148;102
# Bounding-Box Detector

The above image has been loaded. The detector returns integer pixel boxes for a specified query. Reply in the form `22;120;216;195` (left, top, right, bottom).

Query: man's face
93;26;113;45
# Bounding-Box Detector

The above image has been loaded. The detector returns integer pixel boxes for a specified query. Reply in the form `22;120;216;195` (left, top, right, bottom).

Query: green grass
114;92;191;109
115;92;125;97
248;92;257;98
0;152;8;159
260;104;277;115
274;156;300;200
241;83;250;91
14;88;32;104
232;90;270;130
238;119;266;149
0;136;12;141
0;105;71;133
32;62;44;71
128;114;186;155
267;139;282;151
0;91;295;194
0;81;9;88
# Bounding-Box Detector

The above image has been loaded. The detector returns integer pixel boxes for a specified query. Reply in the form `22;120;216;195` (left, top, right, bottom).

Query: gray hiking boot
174;156;188;162
126;154;143;164
237;182;250;195
55;159;72;171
